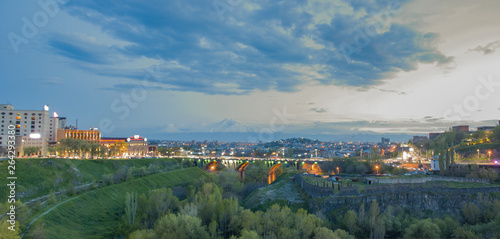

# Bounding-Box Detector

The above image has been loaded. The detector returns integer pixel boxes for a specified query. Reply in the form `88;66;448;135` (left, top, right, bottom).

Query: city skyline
1;0;500;141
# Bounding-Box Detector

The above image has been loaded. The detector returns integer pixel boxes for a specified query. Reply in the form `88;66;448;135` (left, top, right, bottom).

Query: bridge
184;157;327;184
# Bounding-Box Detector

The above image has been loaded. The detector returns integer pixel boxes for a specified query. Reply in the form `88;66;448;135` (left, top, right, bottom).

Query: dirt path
20;195;82;238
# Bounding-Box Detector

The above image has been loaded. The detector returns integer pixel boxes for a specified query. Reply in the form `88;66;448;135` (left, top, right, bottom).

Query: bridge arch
302;162;322;175
235;162;250;180
268;163;282;184
204;161;218;172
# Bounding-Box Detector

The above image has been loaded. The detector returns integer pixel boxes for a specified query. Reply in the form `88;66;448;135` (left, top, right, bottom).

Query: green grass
0;158;177;201
25;167;208;239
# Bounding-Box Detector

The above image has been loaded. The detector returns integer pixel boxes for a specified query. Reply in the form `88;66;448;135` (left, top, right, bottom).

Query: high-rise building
0;104;50;156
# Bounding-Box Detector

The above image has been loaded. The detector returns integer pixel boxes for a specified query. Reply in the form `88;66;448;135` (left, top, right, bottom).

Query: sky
1;0;500;142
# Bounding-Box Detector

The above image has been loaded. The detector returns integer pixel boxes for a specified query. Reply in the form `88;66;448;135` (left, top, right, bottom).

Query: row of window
1;112;43;116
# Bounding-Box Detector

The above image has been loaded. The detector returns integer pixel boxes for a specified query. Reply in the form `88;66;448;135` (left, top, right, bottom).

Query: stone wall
295;174;358;198
365;176;489;184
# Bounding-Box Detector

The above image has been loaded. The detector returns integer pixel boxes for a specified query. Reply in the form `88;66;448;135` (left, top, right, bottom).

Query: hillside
0;158;177;201
24;167;208;239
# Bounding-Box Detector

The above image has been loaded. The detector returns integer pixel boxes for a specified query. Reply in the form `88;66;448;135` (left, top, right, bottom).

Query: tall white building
0;104;51;156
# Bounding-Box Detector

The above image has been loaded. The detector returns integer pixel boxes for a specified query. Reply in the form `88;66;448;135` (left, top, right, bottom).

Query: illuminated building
57;128;101;144
0;104;50;156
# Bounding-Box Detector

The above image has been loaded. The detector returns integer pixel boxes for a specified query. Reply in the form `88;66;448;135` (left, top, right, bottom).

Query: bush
102;174;114;186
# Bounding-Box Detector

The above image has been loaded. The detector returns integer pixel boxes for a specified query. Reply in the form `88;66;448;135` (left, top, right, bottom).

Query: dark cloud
47;0;452;95
310;108;328;113
470;40;500;55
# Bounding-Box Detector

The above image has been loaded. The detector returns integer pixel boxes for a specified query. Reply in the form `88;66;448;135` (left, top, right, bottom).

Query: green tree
453;227;480;239
343;210;357;235
154;214;209;239
491;126;500;143
403;219;440;239
331;229;355;239
461;203;481;225
369;200;380;239
244;161;268;183
129;229;156;239
433;216;458;238
238;230;260;239
125;192;138;225
23;146;41;156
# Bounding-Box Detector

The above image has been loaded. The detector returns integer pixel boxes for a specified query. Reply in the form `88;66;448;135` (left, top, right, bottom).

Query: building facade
57;128;101;144
0;104;50;156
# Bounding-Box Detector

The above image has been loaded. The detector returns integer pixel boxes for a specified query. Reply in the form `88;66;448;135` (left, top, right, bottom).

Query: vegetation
0;157;177;201
23;167;208;239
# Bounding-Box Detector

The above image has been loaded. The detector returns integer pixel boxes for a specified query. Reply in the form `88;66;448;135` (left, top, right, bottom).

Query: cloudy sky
1;0;500;141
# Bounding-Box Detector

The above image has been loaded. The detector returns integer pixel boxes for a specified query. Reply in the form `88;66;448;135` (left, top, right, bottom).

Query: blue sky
1;0;500;141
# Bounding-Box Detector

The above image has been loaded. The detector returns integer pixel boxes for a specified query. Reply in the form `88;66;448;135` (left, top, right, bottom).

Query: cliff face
314;190;500;217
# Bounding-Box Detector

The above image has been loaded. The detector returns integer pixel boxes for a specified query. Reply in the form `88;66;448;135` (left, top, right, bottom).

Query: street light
489;151;492;161
336;167;340;175
477;149;480;160
375;165;379;175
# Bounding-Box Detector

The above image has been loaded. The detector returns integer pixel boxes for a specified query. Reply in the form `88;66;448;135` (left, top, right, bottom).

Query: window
31;125;35;129
16;121;20;124
16;116;21;120
31;121;35;124
31;117;35;120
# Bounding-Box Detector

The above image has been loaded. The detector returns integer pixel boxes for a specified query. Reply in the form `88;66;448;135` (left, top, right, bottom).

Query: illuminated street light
489;151;492;161
375;165;379;175
477;149;480;160
336;167;340;174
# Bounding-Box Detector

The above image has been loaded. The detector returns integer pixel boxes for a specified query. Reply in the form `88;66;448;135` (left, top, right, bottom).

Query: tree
125;192;138;225
24;146;41;156
331;229;355;239
154;214;209;239
244;161;268;183
239;230;260;239
369;200;380;239
491;126;500;143
343;210;357;235
433;216;458;238
453;227;480;239
129;229;156;239
403;219;440;239
461;203;480;225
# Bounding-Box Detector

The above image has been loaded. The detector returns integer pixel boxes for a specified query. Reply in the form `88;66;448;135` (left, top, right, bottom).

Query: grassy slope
25;167;208;239
0;158;177;201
